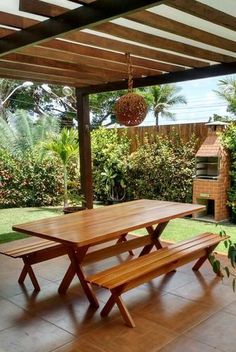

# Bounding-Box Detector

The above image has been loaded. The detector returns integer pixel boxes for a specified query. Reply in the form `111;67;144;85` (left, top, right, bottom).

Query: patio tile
0;298;33;331
142;270;193;293
55;315;178;352
186;310;236;352
8;281;103;335
132;292;216;333
223;300;236;316
37;256;71;282
158;335;222;352
170;273;236;308
1;251;235;352
52;339;106;352
0;317;74;352
0;271;53;299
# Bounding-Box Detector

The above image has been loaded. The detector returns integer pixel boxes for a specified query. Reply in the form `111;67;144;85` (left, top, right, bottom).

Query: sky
142;73;236;126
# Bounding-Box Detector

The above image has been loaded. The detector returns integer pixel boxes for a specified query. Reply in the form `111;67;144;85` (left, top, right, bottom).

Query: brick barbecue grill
192;122;230;222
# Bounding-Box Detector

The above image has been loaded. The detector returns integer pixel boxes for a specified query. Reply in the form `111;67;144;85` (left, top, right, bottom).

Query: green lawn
0;207;62;243
134;218;236;253
0;207;235;253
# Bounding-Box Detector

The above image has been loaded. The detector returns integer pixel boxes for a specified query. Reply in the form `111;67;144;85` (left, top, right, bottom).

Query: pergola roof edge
76;61;236;94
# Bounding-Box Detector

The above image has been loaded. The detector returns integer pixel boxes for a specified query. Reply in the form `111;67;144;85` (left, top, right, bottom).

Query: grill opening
196;198;215;219
195;156;219;179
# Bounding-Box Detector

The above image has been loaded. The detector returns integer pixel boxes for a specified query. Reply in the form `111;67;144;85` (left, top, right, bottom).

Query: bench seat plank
0;237;59;258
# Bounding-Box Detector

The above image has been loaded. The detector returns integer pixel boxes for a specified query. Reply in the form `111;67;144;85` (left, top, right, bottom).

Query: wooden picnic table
13;199;205;307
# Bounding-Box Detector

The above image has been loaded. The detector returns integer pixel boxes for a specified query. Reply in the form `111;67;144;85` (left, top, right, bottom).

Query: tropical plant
91;127;130;202
143;84;187;126
0;110;60;159
210;229;236;292
101;166;126;202
44;128;79;207
214;77;236;116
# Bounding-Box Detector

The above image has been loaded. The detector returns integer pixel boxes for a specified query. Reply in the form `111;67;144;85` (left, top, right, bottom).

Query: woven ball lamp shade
115;92;148;127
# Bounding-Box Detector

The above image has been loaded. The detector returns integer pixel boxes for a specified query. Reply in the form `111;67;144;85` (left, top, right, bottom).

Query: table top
12;199;205;247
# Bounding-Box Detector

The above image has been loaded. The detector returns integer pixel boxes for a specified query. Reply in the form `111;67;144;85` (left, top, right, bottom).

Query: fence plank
117;123;208;152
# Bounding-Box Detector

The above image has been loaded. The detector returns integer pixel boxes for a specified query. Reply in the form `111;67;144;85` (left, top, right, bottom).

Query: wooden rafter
62;31;207;69
126;10;236;52
18;0;236;54
1;53;129;81
0;0;163;55
94;22;234;63
19;0;67;17
167;0;236;32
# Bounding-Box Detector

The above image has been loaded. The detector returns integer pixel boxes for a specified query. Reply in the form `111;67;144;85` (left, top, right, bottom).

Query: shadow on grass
0;232;28;244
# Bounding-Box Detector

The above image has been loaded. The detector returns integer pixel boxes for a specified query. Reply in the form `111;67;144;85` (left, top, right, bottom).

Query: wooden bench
0;237;67;291
0;233;134;292
86;232;226;328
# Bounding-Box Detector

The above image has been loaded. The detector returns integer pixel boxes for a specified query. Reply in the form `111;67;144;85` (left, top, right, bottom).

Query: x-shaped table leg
58;245;99;307
139;221;169;256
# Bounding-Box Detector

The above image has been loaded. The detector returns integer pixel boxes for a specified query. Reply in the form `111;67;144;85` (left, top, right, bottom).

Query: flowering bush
0;149;64;207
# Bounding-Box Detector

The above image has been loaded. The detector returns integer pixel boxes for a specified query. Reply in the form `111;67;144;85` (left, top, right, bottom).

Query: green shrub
221;123;236;221
126;130;197;202
91;128;130;202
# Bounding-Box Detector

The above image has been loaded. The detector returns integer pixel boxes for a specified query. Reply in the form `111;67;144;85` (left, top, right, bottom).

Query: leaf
219;229;227;237
224;266;230;278
212;260;221;274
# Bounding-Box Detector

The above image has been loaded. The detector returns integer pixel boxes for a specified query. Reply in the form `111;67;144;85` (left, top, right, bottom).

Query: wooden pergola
0;0;235;207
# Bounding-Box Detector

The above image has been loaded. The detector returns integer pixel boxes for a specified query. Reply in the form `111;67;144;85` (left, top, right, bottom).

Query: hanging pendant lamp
115;53;147;126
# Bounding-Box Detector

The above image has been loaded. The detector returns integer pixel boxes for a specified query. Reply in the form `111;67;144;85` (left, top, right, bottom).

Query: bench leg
18;257;40;291
101;293;116;317
192;244;222;277
101;291;136;328
18;264;28;284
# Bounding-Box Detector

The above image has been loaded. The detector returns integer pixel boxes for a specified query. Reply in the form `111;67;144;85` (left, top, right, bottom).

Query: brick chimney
192;122;230;222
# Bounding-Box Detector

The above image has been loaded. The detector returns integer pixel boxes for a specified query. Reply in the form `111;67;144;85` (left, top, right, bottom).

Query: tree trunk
155;111;159;126
63;166;68;208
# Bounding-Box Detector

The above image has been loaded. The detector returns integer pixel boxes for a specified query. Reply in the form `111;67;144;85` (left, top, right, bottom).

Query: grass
133;218;236;253
0;207;235;253
0;207;62;243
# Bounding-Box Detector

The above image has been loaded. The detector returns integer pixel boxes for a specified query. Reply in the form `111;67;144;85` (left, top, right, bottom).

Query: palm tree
0;110;59;158
143;84;187;126
214;77;236;116
44;128;79;207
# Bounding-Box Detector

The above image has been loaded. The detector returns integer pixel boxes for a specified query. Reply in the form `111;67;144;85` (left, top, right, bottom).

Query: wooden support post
76;88;93;209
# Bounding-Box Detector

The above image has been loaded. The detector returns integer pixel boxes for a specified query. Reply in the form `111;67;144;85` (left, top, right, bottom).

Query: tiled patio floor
0;249;236;352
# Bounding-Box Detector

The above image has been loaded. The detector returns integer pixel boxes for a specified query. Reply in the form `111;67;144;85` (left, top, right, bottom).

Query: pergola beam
0;0;164;56
76;89;93;209
77;62;236;94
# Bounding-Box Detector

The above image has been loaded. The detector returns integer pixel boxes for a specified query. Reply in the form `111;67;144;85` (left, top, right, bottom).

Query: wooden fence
116;123;208;152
